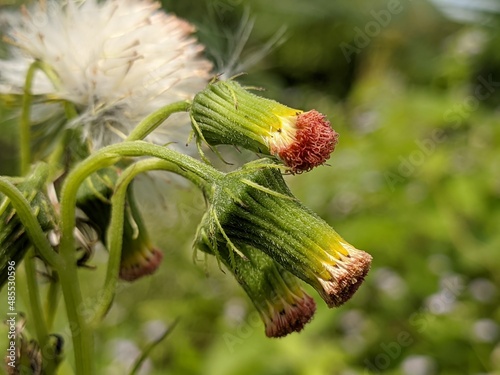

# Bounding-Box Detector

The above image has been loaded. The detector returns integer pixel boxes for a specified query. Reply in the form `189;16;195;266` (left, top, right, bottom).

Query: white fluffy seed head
0;0;213;149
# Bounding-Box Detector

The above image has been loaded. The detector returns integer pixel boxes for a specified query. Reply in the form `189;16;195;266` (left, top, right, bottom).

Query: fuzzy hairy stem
90;158;187;326
57;141;220;374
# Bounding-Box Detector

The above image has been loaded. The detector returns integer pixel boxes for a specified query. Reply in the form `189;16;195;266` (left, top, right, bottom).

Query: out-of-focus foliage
1;0;499;374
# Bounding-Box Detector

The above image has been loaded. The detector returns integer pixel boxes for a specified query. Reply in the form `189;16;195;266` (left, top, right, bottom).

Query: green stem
63;101;79;119
36;60;62;90
19;60;61;175
20;62;38;175
47;103;80;180
56;261;93;375
58;142;219;374
0;178;60;268
90;159;184;326
18;62;59;360
24;249;54;371
0;178;61;372
126;101;191;142
0;179;87;374
128;319;179;375
45;271;61;331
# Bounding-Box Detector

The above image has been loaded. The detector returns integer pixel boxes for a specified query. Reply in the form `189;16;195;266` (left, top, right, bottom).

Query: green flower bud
76;166;163;281
199;242;316;338
117;190;163;282
195;160;371;308
0;163;55;288
190;80;338;173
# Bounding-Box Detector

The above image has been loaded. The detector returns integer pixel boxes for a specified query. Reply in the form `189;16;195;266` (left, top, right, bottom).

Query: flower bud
198;242;316;337
117;200;164;282
195;160;371;307
190;80;338;173
76;166;163;281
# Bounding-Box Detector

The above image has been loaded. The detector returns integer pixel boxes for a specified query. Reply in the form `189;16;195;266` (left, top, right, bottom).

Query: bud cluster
0;2;372;372
1;76;369;350
194;161;371;325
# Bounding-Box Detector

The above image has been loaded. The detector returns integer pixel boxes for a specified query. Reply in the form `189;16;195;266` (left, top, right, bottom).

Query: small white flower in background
0;0;213;149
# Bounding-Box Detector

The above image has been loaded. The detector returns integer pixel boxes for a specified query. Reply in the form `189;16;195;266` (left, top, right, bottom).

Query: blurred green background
1;0;500;374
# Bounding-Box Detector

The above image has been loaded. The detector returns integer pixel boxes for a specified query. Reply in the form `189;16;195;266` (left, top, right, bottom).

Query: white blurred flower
401;355;437;375
472;319;499;343
0;0;212;149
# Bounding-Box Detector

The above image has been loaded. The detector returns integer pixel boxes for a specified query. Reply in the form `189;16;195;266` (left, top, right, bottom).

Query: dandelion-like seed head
0;0;213;149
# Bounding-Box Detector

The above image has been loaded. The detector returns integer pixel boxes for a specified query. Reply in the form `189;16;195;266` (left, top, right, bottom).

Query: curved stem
47;103;80;180
0;179;89;374
60;144;219;250
19;60;62;176
90;159;183;326
18;61;60;355
0;179;60;372
126;101;191;142
36;60;62;90
60;142;219;268
0;178;60;268
128;319;179;375
57;142;219;374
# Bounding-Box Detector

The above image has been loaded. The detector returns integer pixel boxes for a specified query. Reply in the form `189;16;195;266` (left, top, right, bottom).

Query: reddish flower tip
265;292;317;338
318;246;372;308
119;247;164;282
277;110;338;173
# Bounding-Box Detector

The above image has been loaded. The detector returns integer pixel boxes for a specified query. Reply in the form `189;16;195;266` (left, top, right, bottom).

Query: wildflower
76;166;163;281
117;195;164;282
194;160;372;307
190;80;338;173
0;0;212;150
198;242;316;337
